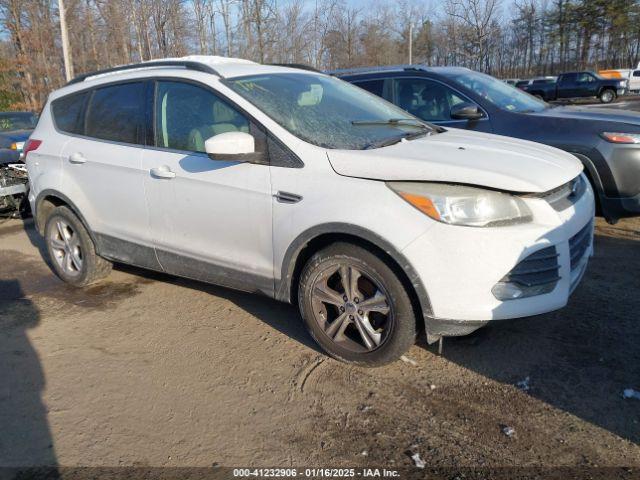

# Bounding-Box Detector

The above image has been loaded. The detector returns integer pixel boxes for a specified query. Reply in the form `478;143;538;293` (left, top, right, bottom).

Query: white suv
25;56;594;366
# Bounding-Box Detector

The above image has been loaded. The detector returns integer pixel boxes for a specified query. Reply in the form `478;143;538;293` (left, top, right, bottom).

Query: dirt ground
0;215;639;476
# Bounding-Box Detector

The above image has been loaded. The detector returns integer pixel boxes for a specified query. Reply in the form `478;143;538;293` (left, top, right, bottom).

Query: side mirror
450;103;483;121
205;131;257;162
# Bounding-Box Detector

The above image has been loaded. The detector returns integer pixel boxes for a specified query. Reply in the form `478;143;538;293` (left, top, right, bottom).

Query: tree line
1;0;639;111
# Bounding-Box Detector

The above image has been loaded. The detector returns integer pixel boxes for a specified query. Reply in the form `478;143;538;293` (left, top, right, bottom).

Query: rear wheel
599;89;615;104
44;206;112;287
298;242;416;366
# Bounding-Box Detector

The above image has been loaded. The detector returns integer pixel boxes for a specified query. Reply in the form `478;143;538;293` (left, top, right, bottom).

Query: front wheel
599;89;615;104
298;242;416;367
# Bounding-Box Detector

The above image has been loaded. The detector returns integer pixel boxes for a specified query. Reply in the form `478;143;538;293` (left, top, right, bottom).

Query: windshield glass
226;73;434;149
446;71;548;113
0;113;37;131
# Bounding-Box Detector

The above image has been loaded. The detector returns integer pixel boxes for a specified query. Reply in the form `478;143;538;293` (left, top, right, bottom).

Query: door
141;80;273;294
557;73;576;98
59;81;154;263
391;77;492;132
630;70;640;91
574;72;599;97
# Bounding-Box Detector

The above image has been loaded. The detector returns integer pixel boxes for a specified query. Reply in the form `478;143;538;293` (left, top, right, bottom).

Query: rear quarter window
85;82;145;144
51;92;88;135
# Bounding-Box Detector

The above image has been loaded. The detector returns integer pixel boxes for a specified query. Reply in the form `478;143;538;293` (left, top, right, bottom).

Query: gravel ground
0;215;639;477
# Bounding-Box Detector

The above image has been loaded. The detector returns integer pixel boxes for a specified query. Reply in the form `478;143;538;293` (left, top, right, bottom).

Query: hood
327;128;583;193
532;105;640;127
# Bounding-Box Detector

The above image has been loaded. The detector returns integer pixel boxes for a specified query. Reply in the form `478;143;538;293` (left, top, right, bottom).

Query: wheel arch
598;85;616;97
276;223;433;330
34;189;98;246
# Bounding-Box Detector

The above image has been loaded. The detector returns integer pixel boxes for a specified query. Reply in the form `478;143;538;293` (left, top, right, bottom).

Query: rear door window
52;92;87;135
85;82;145;144
560;73;576;84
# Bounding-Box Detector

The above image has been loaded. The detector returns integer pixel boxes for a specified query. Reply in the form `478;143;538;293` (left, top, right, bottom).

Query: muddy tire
44;206;112;287
298;242;416;367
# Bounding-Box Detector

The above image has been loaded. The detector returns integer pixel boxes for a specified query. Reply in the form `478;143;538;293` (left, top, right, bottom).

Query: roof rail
66;60;223;85
328;64;417;76
269;63;322;73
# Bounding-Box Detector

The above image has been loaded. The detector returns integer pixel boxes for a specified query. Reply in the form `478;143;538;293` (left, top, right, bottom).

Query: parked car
599;68;640;93
334;65;640;222
521;71;625;103
503;78;519;86
26;56;594;366
0;111;37;218
0;111;37;163
515;77;557;93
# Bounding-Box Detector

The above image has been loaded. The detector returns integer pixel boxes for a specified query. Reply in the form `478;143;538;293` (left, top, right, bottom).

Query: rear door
58;81;154;264
141;79;274;294
557;73;576;98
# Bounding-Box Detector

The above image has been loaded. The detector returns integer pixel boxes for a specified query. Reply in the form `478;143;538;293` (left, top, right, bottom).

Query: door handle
68;152;86;164
150;166;176;179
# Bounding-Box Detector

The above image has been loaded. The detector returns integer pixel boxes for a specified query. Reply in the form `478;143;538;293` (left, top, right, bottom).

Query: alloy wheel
310;263;393;353
49;219;83;277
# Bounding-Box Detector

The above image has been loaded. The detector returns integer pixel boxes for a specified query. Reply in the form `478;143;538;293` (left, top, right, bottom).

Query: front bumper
401;176;595;336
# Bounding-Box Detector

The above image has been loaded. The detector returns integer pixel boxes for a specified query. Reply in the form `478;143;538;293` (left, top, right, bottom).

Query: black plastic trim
275;223;433;319
34;189;98;245
94;233;162;271
155;249;273;296
269;63;323;73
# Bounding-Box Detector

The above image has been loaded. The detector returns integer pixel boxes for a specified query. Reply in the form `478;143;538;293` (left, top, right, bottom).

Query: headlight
10;141;24;151
619;81;627;87
601;132;640;144
387;182;533;227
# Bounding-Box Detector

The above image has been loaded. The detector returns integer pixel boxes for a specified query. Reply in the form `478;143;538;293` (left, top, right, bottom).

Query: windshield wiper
352;118;431;130
362;130;429;150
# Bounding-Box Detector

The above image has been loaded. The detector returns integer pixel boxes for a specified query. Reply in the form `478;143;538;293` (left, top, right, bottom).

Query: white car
25;56;595;366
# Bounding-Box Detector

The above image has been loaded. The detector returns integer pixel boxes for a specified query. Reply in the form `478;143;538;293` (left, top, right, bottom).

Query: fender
33;189;98;246
275;222;434;320
570;152;605;195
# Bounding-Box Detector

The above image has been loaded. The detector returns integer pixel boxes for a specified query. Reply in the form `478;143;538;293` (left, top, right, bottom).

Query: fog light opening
492;282;524;300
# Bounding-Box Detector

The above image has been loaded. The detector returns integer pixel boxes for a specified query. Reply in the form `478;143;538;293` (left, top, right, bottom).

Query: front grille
501;246;560;287
569;221;592;270
535;175;586;211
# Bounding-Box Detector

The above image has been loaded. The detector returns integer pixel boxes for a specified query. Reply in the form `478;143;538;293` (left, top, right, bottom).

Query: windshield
226;73;434;149
0;113;37;132
446;71;548;113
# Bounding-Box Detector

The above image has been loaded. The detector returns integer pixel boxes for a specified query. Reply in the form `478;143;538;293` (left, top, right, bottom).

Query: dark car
0;112;36;218
0;111;37;164
333;65;640;222
522;71;626;104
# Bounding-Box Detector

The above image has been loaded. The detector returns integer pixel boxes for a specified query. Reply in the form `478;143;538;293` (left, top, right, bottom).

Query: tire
599;89;615;104
298;242;416;367
44;205;112;287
